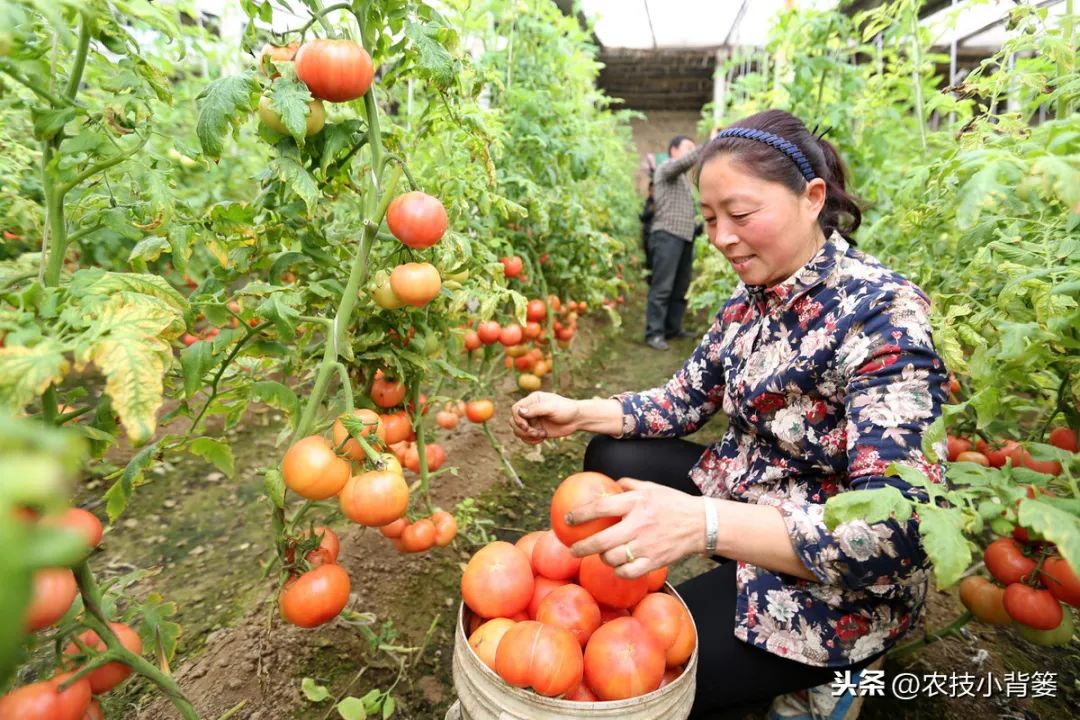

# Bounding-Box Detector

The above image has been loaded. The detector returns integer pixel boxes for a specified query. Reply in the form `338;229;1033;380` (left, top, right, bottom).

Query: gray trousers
645;230;694;339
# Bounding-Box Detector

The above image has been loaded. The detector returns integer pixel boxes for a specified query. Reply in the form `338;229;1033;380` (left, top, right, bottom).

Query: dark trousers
583;435;882;716
645;230;695;340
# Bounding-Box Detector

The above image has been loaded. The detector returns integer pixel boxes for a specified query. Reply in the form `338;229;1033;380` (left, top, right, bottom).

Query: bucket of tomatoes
446;472;697;720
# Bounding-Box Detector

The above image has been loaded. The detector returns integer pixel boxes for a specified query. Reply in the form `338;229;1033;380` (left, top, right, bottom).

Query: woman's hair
697;109;862;242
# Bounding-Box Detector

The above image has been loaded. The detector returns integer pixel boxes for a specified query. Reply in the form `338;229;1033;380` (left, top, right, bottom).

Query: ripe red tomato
26;568;78;631
295;39;374;102
463;331;481;351
371;371;406;408
946;435;972;461
550;472;623;547
978;439;1024;469
379;411;412;444
983;538;1036;585
1048;426;1078;453
528;576;570;618
0;673;91;720
390;262;442;307
522;321;543;340
83;699;104;720
386;191;448;248
282;436;351;500
583;617;665;700
461;541;535;619
1002;583;1063;630
476;321;501;345
465;399;495;423
536;583;601;647
578;554;648;609
43;508;104;550
565;683;598;702
339;470;409;527
526;299;547;322
495;620;583;697
663;609;696;667
469;617;516;671
1018;447;1061;476
404;443;446;473
631;592;688;650
514;530;545;564
280;564;351;628
955;451;989;466
379;518;408;539
400;519;437;553
500;256;524;278
432;510;458;547
1039;556;1080;607
287;525;340;568
646;566;669;592
64;622;142;693
332;409;385;461
599;604;631;623
957;576;1011;625
531;530;581;580
499;324;524;347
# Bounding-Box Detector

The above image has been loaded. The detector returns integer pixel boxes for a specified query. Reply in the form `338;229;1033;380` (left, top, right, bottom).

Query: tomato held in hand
295;39;374;102
495;620;583;697
386;191;448;249
1002;583;1063;630
578;554;648;610
983;538;1036;586
461;541;534;619
583;617;665;700
1039;556;1080;607
282;436;351;500
550;472;623;546
958;576;1011;625
280;564;351;628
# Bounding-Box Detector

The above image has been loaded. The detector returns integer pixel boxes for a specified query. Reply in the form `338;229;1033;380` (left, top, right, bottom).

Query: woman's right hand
510;392;580;444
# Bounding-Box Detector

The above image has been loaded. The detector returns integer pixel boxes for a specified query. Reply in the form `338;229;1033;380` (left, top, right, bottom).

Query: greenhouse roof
579;0;1070;51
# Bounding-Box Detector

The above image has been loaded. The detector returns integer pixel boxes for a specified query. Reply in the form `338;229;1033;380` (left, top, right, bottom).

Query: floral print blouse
616;233;949;667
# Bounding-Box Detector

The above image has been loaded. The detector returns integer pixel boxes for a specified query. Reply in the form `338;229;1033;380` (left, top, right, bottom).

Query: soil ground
74;281;1077;720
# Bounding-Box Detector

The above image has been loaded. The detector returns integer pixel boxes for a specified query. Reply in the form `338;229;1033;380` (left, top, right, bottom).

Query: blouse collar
745;231;847;312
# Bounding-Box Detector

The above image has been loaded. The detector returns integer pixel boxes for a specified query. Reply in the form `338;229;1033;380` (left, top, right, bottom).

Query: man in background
643;134;705;350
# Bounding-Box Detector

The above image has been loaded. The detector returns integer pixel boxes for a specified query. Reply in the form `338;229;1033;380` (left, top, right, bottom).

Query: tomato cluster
3;509;142;719
459;472;696;701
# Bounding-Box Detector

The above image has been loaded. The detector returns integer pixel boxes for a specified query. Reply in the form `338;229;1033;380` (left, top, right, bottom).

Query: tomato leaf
916;504;972;588
128;236;172;264
196;73;260;160
823;485;910;529
263;467;286;510
1018;499;1080;576
180;341;215;400
265;78;314;142
404;22;455;88
0;340;70;413
105;441;159;522
32;107;77;141
301;677;331;702
382;695;396;718
188;437;235;477
248;381;300;420
139;592;182;664
271;155;321;215
336;697;367;720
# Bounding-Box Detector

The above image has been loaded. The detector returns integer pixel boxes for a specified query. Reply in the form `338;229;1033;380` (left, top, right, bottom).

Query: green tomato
442;267;469;283
1015;607;1074;646
0;32;11;57
258;95;325;137
369;270;404;310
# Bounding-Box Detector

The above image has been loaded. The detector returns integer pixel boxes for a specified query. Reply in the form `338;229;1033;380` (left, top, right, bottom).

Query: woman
510;109;949;720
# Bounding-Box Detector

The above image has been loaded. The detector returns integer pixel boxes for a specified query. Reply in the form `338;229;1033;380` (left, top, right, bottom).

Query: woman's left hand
565;478;706;579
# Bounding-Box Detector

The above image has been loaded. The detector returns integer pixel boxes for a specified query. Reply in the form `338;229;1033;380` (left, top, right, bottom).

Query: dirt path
94;289;1075;720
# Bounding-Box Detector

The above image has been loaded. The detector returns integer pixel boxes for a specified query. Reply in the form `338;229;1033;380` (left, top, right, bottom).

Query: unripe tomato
339;470;409;527
550;472;623;547
26;568;78;631
390;262;442;307
386;191;448;249
280;564;351;628
371;371;406;408
476;321;501;345
1002;583;1063;630
258;95;325;136
517;373;541;392
257;43;298;76
64;622;143;693
955;451;989;466
370;269;405;310
468;617;516;671
465;399;495;423
332;408;385;461
295;39;374;102
983;538;1036;585
436;410;459;429
282;436;351;500
1015;606;1074;646
958;576;1011;625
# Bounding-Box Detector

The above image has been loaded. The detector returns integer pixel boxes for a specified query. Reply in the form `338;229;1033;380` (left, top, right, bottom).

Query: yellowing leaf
87;335;167;446
0;341;70;412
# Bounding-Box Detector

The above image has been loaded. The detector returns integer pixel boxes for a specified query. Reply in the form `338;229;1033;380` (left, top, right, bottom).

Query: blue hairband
713;127;816;182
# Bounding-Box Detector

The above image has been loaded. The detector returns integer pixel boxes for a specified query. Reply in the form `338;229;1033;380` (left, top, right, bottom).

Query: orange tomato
332;409;385;461
282;436;351;500
339;470;409;527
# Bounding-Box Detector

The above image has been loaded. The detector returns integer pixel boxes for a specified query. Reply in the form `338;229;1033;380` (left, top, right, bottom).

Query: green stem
909;8;927;151
411;382;431;497
887;610;973;660
481;423;523;487
56;131;151;197
0;61;72;106
333;362;354;413
65;14;91;100
73;562;199;720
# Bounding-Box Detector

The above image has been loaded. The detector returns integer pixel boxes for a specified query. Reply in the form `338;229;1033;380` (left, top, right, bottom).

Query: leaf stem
481;423;523;487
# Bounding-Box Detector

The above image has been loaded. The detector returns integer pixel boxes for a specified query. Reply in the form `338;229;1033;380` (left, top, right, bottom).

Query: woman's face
698;154;827;287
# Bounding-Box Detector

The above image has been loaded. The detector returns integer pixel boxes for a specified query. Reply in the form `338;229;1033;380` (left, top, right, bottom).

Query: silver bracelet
703;497;719;556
